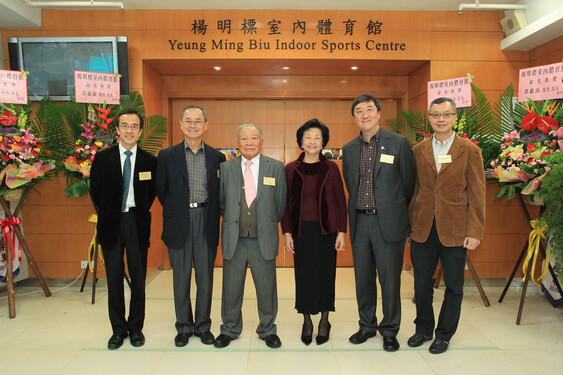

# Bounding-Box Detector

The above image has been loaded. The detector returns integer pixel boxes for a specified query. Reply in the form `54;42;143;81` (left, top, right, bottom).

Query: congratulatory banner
166;15;408;55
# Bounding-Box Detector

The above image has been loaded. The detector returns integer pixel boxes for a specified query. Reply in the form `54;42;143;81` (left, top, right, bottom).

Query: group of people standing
90;93;485;355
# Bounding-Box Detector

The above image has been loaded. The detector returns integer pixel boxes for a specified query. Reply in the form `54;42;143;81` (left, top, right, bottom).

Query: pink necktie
244;160;256;205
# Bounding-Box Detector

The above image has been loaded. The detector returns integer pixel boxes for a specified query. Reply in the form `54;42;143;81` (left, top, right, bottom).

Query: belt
357;208;377;215
122;207;136;213
189;202;207;208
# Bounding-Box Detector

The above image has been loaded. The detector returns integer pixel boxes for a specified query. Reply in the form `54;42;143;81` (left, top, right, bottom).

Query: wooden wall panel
529;35;563;67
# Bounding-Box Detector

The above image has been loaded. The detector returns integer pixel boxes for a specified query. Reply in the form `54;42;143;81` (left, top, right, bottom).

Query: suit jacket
342;128;416;243
220;154;287;261
156;141;226;249
281;152;347;237
409;134;486;247
90;145;157;249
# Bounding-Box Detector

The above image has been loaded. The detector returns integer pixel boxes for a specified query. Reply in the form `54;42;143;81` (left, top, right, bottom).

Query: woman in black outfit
281;119;347;345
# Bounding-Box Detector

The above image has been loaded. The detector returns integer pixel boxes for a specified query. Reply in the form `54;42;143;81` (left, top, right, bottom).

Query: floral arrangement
0;105;56;196
62;105;117;196
490;99;562;200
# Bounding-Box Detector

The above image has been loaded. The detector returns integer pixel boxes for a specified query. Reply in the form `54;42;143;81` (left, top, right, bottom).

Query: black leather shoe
214;334;233;348
407;333;432;348
195;331;215;345
429;338;449;354
174;332;192;347
316;323;331;345
107;333;127;350
301;324;312;346
383;336;400;352
262;334;282;349
349;330;377;344
130;332;145;347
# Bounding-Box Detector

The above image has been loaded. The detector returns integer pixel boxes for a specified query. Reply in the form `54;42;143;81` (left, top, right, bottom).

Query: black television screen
8;36;129;101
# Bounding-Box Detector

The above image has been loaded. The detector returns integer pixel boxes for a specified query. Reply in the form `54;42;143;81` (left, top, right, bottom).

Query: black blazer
156;141;226;249
90;145;158;249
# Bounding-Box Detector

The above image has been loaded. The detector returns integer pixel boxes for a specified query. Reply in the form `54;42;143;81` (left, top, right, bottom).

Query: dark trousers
101;211;148;336
411;220;467;342
168;207;216;334
352;212;405;337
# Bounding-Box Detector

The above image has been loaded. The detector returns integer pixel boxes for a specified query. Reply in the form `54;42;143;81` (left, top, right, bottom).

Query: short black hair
296;118;330;149
351;94;381;116
180;105;207;122
429;97;457;114
116;108;144;130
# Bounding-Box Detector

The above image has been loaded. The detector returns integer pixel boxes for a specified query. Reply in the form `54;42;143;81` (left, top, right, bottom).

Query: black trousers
411;220;467;342
101;211;148;336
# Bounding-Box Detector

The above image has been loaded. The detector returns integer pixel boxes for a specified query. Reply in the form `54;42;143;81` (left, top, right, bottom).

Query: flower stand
0;186;52;318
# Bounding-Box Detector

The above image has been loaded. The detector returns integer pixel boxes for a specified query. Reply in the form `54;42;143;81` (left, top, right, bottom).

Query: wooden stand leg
499;241;528;303
4;230;16;318
466;255;490;307
80;263;89;292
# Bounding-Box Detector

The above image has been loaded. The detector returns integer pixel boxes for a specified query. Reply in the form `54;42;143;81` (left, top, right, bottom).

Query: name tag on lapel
139;171;152;181
217;169;220;178
380;154;394;164
263;177;276;186
438;155;452;164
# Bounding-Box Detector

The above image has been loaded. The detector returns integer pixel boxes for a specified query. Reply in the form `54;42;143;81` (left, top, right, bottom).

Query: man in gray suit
342;94;416;352
214;123;287;349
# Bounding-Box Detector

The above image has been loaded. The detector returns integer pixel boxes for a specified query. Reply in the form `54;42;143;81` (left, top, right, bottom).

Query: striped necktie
121;150;132;211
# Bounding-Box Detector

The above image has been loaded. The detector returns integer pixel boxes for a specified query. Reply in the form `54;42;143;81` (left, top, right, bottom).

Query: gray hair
428;97;457;114
237;123;262;138
180;105;207;122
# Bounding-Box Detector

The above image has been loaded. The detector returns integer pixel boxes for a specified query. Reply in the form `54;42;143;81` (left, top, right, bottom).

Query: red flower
537;116;558;134
527;143;537;152
461;134;469;139
0;110;17;126
471;140;480;145
1;155;10;162
542;151;552;157
44;148;50;155
521;113;539;131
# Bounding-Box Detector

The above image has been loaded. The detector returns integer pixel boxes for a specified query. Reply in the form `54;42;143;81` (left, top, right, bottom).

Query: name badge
139;171;152;181
217;169;220;178
438;155;452;164
263;177;276;186
380;154;394;164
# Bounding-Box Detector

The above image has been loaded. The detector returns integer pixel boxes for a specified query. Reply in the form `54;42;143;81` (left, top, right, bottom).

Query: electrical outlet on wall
81;261;88;269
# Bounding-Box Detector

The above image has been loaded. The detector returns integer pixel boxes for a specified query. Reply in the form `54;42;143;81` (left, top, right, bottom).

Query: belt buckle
189;202;197;208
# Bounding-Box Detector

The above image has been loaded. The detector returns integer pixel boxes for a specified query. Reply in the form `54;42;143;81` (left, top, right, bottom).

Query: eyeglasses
119;124;140;130
182;120;205;126
429;113;456;120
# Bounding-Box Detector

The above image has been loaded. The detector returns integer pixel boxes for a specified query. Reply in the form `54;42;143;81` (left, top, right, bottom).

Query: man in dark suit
342;94;416;352
407;97;485;354
156;105;225;347
214;123;287;349
90;108;157;350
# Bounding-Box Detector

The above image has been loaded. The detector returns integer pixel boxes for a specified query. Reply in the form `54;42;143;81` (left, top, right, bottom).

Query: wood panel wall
1;9;555;278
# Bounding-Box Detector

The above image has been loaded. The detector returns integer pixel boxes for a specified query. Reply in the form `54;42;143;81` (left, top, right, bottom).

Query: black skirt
293;221;337;314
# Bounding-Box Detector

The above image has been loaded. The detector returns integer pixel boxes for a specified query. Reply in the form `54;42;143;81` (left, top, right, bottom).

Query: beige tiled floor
1;268;562;375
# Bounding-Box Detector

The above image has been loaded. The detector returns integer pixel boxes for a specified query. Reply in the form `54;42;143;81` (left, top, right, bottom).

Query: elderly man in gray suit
214;123;287;349
342;94;416;352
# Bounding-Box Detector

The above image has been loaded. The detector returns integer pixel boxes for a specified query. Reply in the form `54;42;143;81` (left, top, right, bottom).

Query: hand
284;233;295;254
406;237;411;245
463;236;481;250
335;232;346;251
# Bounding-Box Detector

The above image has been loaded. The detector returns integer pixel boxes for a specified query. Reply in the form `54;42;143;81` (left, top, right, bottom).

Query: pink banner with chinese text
74;71;120;105
427;77;471;109
518;62;563;102
0;70;28;104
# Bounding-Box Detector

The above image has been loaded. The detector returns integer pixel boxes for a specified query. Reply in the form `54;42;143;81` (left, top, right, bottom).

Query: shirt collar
432;132;455;147
184;140;204;152
360;128;381;144
118;143;137;155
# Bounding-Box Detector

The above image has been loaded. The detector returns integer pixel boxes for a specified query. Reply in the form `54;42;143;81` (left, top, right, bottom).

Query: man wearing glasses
407;97;486;354
156;105;226;347
90;109;158;349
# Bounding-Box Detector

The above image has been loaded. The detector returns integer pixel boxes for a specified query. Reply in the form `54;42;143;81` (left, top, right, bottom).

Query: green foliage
491;83;515;143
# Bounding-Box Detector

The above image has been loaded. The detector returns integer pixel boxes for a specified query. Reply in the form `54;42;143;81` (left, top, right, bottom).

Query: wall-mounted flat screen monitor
8;36;129;101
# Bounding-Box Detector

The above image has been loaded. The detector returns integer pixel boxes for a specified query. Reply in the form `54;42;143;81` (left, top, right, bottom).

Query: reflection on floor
1;268;562;375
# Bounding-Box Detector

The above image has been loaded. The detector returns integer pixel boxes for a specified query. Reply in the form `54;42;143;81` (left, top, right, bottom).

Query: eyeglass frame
181;119;206;126
429;113;457;120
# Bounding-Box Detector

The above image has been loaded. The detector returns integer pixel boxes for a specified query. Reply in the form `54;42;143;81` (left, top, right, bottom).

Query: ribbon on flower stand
521;219;550;286
87;214;104;272
1;217;22;268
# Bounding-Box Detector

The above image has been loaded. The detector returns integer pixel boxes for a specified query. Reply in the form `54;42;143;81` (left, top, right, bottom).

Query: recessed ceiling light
350;66;359;70
213;66;222;71
282;66;291;70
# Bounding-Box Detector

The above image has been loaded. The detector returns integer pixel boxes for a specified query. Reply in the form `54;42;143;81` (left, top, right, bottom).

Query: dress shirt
356;129;380;210
184;140;208;203
432;132;455;172
240;154;260;196
118;143;137;211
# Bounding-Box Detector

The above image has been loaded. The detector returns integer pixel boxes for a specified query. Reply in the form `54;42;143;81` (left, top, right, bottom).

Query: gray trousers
168;207;215;334
220;237;278;339
352;212;405;337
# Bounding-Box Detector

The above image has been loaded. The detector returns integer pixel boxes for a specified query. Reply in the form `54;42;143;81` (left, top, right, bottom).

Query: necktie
244;160;256;205
121;150;132;211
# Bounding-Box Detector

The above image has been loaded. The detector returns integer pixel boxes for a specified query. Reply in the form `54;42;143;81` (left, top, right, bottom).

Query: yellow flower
530;146;546;160
80;161;90;167
0;135;3;142
506;144;524;159
95;141;103;147
11;144;19;152
76;139;83;145
13;135;22;142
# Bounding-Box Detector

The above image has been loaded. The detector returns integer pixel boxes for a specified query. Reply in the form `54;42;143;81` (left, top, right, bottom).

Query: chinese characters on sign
427;77;471;109
0;70;28;104
167;17;405;54
518;62;563;102
74;71;120;105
